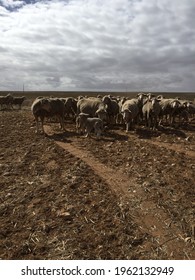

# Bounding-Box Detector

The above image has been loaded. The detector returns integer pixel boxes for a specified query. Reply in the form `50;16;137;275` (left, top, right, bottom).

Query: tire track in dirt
116;129;195;158
45;126;195;259
147;140;195;158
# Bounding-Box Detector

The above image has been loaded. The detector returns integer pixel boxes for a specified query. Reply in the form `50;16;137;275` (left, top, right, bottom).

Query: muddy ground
0;108;195;260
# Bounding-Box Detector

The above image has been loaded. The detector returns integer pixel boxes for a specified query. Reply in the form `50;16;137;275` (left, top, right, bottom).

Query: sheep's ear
137;92;144;97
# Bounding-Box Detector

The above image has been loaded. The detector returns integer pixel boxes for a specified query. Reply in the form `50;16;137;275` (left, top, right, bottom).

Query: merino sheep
77;97;108;121
121;99;139;131
159;98;181;125
187;103;195;118
31;97;65;134
0;94;13;110
12;96;26;109
60;97;77;119
102;95;120;124
137;92;148;122
142;97;161;129
76;113;104;138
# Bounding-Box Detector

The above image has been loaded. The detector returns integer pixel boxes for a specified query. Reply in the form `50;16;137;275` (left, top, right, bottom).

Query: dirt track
0;109;195;259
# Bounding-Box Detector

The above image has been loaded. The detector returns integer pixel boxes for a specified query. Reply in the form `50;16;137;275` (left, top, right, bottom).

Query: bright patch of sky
0;0;195;91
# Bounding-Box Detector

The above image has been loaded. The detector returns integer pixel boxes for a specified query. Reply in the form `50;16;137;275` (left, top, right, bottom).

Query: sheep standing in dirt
142;97;161;129
0;93;13;110
31;97;65;134
60;97;77;120
77;97;108;121
12;96;26;109
102;95;120;124
158;97;181;125
121;99;139;131
76;113;104;138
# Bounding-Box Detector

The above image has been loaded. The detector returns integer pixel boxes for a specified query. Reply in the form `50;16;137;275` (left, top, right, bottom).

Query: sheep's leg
158;115;163;126
40;116;45;134
85;126;91;138
153;116;158;130
96;130;102;139
145;119;148;127
81;126;86;135
76;117;80;133
59;116;65;130
126;122;130;132
35;116;39;134
148;116;151;129
95;127;101;138
171;114;176;125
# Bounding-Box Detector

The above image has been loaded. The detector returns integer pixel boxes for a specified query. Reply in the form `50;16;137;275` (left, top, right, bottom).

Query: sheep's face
137;93;145;102
41;99;52;112
102;96;111;105
186;102;191;108
94;121;103;137
96;109;107;121
171;100;180;109
151;98;160;107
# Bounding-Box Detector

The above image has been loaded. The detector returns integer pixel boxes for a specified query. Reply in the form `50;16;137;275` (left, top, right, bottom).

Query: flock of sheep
0;93;26;110
31;93;195;137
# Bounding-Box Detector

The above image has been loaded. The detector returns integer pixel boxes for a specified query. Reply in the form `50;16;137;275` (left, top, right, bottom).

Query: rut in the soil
44;126;194;259
115;129;195;158
146;140;195;158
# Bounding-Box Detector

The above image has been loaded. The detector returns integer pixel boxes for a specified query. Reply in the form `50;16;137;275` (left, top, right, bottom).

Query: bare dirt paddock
0;107;195;260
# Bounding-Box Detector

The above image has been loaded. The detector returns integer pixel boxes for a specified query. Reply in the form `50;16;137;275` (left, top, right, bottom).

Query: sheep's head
96;108;107;121
102;95;111;105
171;100;181;109
40;98;52;112
137;92;146;101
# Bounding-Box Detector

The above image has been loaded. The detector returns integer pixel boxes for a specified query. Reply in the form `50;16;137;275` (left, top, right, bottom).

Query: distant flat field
1;91;195;100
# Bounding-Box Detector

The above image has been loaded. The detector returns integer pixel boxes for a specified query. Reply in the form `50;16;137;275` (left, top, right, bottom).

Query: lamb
76;113;104;138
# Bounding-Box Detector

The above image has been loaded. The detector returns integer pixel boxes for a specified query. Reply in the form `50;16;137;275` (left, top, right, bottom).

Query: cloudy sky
0;0;195;92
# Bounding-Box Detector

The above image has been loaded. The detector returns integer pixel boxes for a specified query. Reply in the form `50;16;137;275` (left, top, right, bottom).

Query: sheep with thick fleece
12;96;26;109
142;97;161;129
31;97;65;134
77;97;108;121
121;99;139;131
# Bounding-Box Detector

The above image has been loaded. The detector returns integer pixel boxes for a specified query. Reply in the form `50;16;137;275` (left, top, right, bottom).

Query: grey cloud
0;0;195;92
